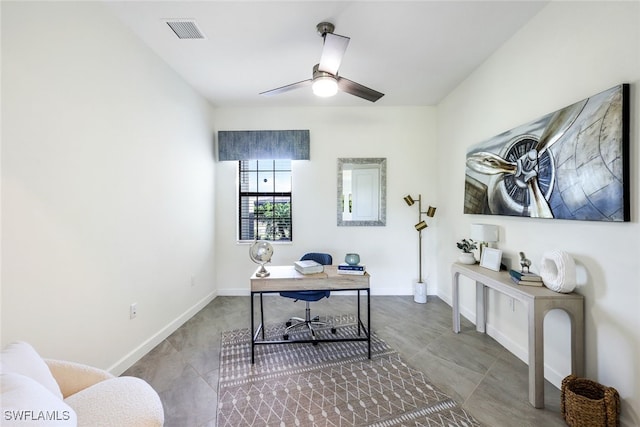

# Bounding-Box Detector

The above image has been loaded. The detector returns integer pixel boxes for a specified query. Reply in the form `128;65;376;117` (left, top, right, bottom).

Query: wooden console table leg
452;271;460;333
568;300;585;377
476;281;486;333
529;300;546;408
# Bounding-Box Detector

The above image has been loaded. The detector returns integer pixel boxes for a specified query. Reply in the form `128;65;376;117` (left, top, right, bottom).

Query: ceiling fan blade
318;33;350;75
259;79;312;96
337;77;384;102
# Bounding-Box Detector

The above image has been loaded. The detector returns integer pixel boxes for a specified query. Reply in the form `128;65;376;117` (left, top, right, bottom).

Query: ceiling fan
260;22;384;102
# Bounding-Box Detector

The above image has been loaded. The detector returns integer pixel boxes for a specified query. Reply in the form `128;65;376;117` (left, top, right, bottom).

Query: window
238;160;292;241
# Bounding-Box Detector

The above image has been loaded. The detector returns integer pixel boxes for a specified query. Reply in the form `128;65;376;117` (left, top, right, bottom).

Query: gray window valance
217;130;310;161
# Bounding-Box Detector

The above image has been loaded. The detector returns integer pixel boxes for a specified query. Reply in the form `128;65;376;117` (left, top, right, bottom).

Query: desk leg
452;272;460;333
357;290;361;336
250;292;255;364
529;301;545;408
367;289;371;359
476;281;486;333
260;292;265;339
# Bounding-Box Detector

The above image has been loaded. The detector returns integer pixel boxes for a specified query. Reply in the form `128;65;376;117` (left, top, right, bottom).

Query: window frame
237;160;292;242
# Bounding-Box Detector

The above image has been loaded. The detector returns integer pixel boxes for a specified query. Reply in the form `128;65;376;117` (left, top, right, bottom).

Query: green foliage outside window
255;201;291;241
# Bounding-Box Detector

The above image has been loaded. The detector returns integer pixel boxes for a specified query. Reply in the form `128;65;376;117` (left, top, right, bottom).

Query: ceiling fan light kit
312;76;338;97
311;63;338;97
260;22;384;102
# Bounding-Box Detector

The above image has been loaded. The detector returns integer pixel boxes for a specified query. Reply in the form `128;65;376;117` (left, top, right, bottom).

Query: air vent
165;20;205;39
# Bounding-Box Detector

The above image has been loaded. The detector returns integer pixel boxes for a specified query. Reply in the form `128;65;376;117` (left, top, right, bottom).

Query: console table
250;265;370;364
451;262;584;408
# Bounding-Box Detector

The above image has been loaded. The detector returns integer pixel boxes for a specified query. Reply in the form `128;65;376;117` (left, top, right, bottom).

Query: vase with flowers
456;239;477;264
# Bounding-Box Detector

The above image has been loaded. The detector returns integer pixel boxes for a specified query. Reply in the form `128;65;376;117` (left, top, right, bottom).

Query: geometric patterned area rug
217;315;482;426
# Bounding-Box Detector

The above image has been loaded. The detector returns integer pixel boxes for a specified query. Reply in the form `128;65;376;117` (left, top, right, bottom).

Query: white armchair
1;342;164;427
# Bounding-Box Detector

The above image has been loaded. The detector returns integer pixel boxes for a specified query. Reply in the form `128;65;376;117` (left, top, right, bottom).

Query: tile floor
123;295;566;426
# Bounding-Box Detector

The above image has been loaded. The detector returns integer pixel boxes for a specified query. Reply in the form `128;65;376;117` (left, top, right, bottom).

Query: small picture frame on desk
480;247;502;271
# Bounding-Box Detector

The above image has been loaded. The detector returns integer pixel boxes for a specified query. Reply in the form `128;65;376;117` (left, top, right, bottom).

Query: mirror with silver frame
337;158;387;226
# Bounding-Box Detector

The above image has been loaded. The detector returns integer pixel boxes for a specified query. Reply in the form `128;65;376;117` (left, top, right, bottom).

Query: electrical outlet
130;303;138;319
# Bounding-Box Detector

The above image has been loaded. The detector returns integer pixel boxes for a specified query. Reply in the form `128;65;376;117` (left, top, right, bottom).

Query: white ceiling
105;1;548;108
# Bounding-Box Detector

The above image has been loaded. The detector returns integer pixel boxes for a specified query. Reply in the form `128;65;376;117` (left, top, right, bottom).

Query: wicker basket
561;375;620;427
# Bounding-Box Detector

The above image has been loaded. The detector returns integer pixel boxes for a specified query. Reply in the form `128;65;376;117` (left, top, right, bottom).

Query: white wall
3;2;638;421
1;2;217;373
212;106;438;296
436;2;639;424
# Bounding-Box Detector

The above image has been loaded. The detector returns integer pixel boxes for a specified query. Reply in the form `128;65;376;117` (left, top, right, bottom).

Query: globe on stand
249;240;273;277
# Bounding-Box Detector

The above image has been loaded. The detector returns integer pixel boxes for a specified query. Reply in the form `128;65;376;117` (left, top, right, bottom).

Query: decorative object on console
480;247;502;271
511;278;544;287
404;194;436;303
510;269;543;286
509;269;542;282
540;250;577;293
344;253;360;265
519;251;532;273
456;239;477;264
249;240;273;277
464;84;630;222
470;224;498;260
458;253;476;265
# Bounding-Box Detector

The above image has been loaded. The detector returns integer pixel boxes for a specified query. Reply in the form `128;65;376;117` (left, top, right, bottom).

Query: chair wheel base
331;327;337;334
285;321;292;327
283;334;289;340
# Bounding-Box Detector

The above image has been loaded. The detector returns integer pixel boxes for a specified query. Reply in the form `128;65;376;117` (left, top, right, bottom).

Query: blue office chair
280;253;336;341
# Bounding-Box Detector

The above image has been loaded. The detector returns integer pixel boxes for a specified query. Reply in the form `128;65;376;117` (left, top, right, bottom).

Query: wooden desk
451;262;584;408
250;265;371;364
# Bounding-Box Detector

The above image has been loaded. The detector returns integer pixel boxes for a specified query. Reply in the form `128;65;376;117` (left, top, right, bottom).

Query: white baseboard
437;291;452;306
217;288;250;296
108;290;217;375
426;283;437;296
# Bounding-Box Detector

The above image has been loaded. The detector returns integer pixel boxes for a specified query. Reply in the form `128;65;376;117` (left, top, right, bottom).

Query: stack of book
337;263;366;275
509;269;543;286
294;260;324;275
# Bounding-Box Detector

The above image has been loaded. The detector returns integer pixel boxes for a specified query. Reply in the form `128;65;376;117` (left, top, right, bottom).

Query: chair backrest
300;253;332;266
